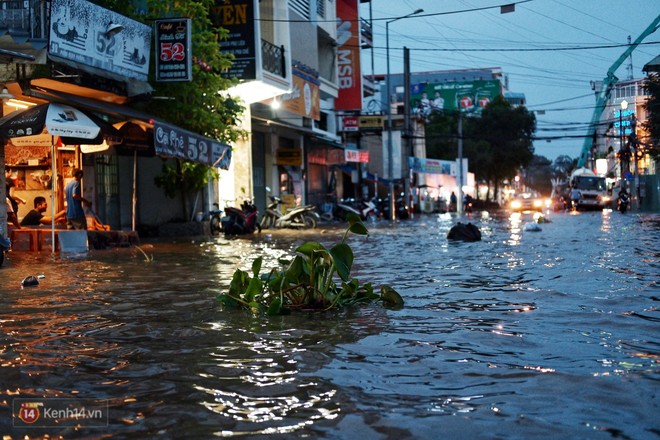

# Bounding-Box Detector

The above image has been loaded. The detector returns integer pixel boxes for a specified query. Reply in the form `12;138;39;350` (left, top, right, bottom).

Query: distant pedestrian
570;186;581;211
449;192;457;212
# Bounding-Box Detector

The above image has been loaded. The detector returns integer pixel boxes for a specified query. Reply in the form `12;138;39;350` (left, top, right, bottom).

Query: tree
642;73;660;160
471;97;536;197
524;155;553;195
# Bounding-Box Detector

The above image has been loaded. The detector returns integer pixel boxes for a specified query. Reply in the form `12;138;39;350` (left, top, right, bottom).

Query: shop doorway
95;154;120;229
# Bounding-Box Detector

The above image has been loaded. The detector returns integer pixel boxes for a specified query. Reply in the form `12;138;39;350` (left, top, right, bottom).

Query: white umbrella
0;103;121;252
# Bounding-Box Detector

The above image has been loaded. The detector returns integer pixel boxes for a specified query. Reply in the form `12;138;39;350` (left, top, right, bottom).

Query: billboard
210;0;257;81
410;80;502;117
335;0;362;110
49;0;151;81
155;18;192;82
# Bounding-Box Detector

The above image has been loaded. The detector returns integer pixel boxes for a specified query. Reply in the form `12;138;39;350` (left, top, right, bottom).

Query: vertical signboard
336;0;362;110
155;18;192;82
210;0;257;80
49;0;151;81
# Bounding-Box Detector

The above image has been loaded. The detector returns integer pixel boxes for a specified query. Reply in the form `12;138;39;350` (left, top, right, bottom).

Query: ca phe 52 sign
155;18;192;82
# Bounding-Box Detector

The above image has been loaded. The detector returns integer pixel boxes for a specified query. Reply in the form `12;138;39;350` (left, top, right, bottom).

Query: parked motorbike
617;190;629;214
221;199;261;236
378;194;409;220
333;198;378;222
260;195;319;229
0;236;10;267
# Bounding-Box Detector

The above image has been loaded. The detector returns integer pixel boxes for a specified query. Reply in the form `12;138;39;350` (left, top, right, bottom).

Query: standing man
65;169;91;230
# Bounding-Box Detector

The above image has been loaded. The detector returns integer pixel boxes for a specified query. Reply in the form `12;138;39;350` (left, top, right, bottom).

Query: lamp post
619;99;628;178
386;8;423;221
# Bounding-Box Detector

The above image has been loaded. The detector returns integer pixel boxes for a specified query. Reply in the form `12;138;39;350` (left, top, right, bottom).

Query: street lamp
619;99;628;178
386;8;423;221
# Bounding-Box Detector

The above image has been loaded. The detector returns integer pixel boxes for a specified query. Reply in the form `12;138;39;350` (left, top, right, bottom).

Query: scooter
333;198;378;222
260;196;319;229
221;199;261;236
0;236;10;267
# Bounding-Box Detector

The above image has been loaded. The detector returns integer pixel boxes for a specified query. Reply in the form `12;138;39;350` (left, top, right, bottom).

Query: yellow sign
359;116;383;129
275;147;302;166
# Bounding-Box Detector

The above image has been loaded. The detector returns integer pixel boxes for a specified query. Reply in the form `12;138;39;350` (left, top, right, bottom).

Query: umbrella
0;102;122;145
0;103;122;253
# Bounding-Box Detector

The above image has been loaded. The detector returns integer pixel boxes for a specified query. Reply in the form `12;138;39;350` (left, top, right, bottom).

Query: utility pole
457;111;463;217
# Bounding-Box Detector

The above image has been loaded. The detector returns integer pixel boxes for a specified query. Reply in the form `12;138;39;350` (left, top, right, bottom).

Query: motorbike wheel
210;215;222;235
260;215;271;229
0;250;4;267
303;214;317;229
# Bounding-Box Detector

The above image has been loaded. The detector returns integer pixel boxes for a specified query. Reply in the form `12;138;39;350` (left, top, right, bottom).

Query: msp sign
335;0;362;110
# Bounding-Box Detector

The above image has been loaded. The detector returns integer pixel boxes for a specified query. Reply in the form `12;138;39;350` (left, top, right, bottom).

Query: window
290;0;310;20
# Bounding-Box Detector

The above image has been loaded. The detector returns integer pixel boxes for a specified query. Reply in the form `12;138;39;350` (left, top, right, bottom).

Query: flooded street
0;209;658;439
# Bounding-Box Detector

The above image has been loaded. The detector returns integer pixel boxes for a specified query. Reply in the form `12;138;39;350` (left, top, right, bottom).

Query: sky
359;0;660;161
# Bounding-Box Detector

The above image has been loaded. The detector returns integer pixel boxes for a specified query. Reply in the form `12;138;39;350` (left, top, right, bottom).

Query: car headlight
511;200;522;209
533;200;543;208
600;196;611;202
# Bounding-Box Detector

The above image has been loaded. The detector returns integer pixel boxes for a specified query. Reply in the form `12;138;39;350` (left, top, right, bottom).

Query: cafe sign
155;18;192;82
153;120;232;168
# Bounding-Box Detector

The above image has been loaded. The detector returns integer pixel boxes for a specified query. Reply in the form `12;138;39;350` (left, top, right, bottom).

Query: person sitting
20;196;66;227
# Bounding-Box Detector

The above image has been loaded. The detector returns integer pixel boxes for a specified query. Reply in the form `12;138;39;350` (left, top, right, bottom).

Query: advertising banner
49;0;151;81
408;157;454;175
155;18;192;82
153;121;232;169
280;66;320;120
211;0;257;80
410;80;502;117
335;0;362;110
344;149;369;163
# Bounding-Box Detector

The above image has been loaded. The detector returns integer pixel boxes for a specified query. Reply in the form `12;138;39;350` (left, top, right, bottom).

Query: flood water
0;209;658;439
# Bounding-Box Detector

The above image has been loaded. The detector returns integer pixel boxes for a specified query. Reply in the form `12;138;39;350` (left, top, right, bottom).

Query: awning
0;47;35;63
19;84;232;168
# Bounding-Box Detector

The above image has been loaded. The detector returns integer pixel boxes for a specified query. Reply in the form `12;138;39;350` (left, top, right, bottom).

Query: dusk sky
361;0;659;161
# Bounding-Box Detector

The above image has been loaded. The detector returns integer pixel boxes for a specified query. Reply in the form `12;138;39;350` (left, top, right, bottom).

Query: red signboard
342;116;359;131
336;0;362;110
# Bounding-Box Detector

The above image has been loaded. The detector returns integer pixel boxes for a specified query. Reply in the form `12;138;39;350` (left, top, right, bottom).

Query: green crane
577;14;660;168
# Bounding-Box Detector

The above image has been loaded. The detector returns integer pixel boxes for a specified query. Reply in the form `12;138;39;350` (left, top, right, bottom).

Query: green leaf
266;298;283;316
380;285;404;308
285;255;305;281
346;215;368;236
216;294;238;308
346;213;362;225
244;276;263;303
330;243;353;282
296;241;327;257
251;256;262;277
228;269;250;298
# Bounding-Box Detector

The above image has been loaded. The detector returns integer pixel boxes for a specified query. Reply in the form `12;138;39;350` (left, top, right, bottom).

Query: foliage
523;155;553;195
217;215;404;316
425;96;536;200
155;160;219;199
642;73;660;160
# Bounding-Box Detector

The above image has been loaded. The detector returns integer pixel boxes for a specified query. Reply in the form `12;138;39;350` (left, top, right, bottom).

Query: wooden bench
10;227;67;252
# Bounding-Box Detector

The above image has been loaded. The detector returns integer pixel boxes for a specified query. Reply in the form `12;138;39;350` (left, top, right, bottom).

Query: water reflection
0;212;658;438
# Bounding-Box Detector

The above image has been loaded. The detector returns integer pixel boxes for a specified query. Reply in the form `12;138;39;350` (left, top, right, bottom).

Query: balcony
261;39;286;79
0;0;47;59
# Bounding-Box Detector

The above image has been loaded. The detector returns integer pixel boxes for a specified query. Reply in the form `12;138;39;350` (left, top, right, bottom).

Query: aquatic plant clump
217;214;404;315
